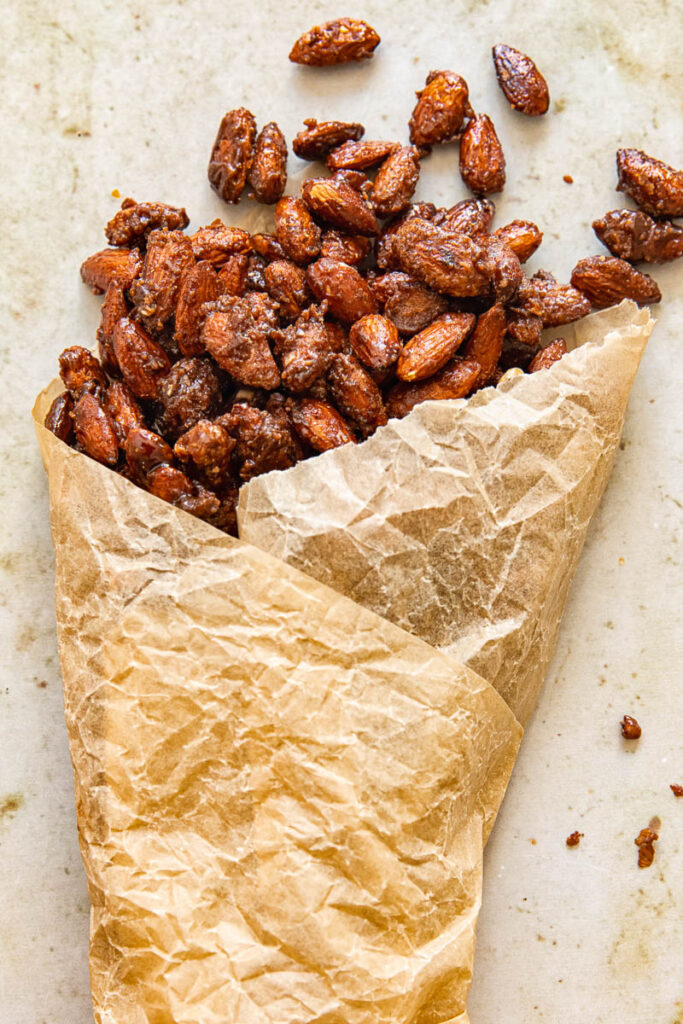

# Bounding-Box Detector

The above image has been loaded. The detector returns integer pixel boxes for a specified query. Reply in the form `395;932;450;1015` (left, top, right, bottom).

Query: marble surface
1;1;681;1021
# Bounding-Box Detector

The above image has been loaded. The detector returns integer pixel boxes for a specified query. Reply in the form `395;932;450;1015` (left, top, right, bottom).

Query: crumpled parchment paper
33;299;651;1023
239;302;653;724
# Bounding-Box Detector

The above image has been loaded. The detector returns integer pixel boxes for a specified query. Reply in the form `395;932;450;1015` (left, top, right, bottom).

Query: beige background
1;1;681;1021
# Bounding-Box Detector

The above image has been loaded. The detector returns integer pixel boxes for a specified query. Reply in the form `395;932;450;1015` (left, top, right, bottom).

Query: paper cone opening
238;302;653;724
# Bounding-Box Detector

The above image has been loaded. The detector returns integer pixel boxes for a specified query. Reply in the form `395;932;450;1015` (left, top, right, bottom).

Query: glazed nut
302;177;379;236
306;257;378;323
528;337;567;372
327;139;400;171
616;147;683;218
112;318;172;400
493;220;543;263
208;107;257;204
570;255;662;308
44;392;74;443
349;313;401;369
517;270;591;327
72;393;119;466
435;198;496;236
385;357;482;419
409;69;473;148
247;122;288;204
293;119;365;161
105;199;189;247
460;114;506;196
290;398;357;451
397;312;475;382
461;304;506;386
289;18;380;66
80;247;142;294
492;44;550;116
593;209;683;264
274;196;322;265
370;146;421;219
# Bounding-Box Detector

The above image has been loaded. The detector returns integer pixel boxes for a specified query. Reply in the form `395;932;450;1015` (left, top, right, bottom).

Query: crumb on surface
621;714;642;739
566;830;583;847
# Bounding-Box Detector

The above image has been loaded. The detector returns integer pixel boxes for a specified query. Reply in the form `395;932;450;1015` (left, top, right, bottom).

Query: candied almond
264;259;310;320
371;146;421;218
73;393;119;466
528;338;567;372
393;218;490;297
59;346;107;399
44;392;74;443
156;358;222;439
492;44;550;116
328;352;387;435
397;312;475;382
386;357;481;419
593;209;683;264
208;107;257;204
290;398;357;451
274;304;342;393
97;283;128;375
349;313;401;369
493;220;543;263
105;199;189;247
320;230;372;266
112;318;172;400
302;177;379;236
409;70;473;148
517;270;591;326
306;257;378;323
129;229;195;333
461;304;506;386
103;381;144;447
570;255;661;307
435;198;495;236
219;253;249;297
370;271;449;336
289;18;380;66
327;139;400;171
247;122;288;204
293;119;365;161
460;114;506;196
174;261;222;356
80;247;142;294
251;233;286;262
174;420;235;487
616;147;683;218
220;402;301;480
201;293;280;388
275;196;322;265
189;221;252;265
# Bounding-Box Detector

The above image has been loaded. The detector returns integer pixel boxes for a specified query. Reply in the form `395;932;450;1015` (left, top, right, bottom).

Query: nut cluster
46;36;681;535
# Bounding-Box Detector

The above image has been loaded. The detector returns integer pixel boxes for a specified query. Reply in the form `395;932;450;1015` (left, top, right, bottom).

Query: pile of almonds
45;24;683;535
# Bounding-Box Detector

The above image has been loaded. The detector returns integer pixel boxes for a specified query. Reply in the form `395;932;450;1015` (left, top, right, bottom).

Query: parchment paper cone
238;302;653;724
33;299;650;1023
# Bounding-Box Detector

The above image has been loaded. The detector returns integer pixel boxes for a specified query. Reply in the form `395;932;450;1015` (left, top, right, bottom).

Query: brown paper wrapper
34;399;521;1024
34;300;650;1022
239;303;653;724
